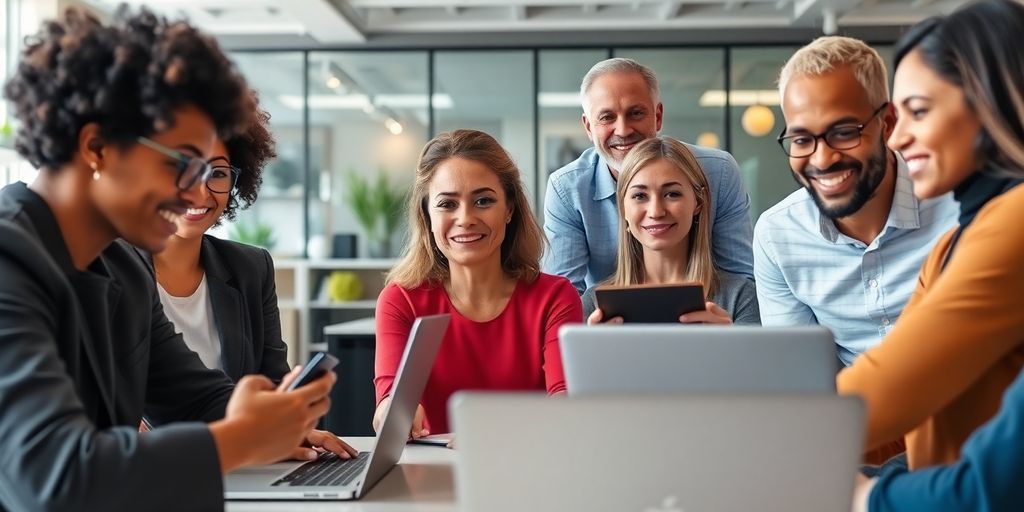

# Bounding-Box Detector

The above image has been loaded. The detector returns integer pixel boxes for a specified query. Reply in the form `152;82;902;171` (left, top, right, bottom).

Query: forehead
628;158;689;185
586;72;656;111
428;157;503;193
892;49;950;103
781;67;875;131
148;104;218;157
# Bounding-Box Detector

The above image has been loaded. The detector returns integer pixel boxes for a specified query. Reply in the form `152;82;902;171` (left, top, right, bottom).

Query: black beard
797;139;889;220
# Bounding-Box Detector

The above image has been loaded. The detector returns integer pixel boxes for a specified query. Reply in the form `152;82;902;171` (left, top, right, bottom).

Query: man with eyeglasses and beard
753;36;957;368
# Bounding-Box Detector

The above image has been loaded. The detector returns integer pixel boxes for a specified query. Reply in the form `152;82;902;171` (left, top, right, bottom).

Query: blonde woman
373;130;582;439
585;136;759;325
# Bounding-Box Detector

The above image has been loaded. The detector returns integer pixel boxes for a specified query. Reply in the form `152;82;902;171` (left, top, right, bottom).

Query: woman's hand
373;397;429;440
288;429;359;461
587;307;623;325
679;302;732;324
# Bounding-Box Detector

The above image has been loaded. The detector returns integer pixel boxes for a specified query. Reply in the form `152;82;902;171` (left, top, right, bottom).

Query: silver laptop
451;393;863;512
224;314;449;500
560;325;838;395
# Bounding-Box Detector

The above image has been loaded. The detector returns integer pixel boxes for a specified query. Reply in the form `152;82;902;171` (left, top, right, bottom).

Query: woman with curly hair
0;7;353;511
145;97;291;383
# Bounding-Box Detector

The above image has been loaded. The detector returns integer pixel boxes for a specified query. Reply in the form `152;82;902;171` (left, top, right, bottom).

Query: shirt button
869;279;878;288
882;317;890;326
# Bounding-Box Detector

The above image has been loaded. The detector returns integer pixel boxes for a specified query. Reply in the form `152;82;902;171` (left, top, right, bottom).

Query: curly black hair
220;95;276;222
2;6;253;170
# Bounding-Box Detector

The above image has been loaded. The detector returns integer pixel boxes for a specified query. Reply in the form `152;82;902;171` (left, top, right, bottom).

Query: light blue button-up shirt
753;159;959;366
542;146;755;294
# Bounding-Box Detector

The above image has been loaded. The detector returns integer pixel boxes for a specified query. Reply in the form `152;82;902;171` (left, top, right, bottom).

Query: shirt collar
592;151;617;201
817;153;921;242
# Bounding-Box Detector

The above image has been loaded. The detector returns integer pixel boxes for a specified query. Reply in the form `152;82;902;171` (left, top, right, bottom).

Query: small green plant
343;170;407;257
229;221;276;250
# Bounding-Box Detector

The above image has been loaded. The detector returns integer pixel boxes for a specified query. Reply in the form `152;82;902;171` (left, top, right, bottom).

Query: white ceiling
85;0;970;42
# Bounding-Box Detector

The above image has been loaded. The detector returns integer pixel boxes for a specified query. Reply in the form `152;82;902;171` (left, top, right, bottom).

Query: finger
292;371;336;404
238;374;275;392
276;366;303;392
287;446;319;462
446;436;456;450
309;430;359;459
410;406;428;439
587;308;603;325
610;316;624;324
679;311;730;324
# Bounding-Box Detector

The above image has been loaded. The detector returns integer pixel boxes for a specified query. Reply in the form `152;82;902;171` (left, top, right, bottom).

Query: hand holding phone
286;352;339;391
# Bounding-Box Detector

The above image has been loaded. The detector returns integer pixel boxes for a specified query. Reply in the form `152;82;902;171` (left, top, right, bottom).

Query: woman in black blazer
147;101;291;382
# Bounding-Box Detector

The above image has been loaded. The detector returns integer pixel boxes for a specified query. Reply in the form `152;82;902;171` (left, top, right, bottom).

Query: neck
29;164;118;271
642;240;690;284
152;233;205;281
833;151;897;245
446;255;513;304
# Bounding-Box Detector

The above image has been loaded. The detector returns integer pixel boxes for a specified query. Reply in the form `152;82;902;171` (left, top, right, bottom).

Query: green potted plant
229;220;276;251
343;170;407;258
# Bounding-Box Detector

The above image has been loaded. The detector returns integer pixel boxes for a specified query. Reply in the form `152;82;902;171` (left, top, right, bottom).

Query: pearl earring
90;162;100;181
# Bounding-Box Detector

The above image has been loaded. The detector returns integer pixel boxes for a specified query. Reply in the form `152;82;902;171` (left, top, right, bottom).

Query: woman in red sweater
373;129;582;440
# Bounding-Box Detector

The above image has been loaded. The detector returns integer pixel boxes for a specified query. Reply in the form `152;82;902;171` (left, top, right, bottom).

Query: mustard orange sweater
838;178;1024;470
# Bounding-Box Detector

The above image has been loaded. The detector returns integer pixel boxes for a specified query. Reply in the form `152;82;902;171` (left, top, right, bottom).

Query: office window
613;48;727;151
728;47;796;221
224;52;306;257
307;51;429;259
537;49;607;212
433;51;537;208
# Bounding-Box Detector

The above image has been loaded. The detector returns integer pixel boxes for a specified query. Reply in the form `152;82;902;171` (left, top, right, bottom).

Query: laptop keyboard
273;452;370;487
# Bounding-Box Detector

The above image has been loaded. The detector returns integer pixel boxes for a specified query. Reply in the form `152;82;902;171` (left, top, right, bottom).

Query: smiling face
582;71;664;175
426;156;513;270
89;104;217;253
888;49;982;199
781;66;893;219
623;158;701;253
171;137;233;240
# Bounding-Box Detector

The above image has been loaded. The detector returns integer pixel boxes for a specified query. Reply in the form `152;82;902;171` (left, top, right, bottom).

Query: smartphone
286;352;339;391
594;282;705;323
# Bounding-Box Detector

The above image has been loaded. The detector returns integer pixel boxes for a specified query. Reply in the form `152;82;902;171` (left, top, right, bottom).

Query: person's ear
581;112;594;140
78;123;107;171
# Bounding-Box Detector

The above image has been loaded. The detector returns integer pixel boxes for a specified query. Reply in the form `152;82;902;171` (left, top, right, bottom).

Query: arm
373;284;416;404
144;284;234;425
730;278;761;326
752;220;818;326
541;176;591;294
867;371;1024;512
706;153;754;279
838;202;1024;451
541;278;584;395
257;248;290;382
0;262;223;511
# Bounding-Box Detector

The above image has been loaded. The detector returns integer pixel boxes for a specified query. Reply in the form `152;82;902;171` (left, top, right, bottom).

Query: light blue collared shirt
753;158;959;366
541;146;755;294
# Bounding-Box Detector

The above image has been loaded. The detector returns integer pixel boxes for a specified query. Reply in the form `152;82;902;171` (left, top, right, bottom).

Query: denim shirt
541;146;755;294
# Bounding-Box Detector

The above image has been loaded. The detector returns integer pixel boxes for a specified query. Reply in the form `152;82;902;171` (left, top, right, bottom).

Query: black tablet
594;283;705;323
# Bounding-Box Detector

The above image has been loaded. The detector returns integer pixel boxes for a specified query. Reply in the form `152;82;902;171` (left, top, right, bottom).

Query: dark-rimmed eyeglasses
777;103;888;158
136;136;219;192
206;164;240;194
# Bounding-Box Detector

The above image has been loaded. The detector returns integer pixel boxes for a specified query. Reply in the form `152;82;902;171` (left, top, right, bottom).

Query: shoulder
526;273;578;295
107;240;161;294
685;143;739;170
717;270;755;295
754;188;815;236
520;273;581;308
204;235;271;265
547;148;598;190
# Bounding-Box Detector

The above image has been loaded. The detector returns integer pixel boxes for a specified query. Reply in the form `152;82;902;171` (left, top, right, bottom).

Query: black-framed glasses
136;136;214;191
206;164;239;194
777;103;888;158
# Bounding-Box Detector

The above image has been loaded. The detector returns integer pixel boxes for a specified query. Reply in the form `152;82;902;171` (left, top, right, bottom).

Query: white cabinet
273;258;395;364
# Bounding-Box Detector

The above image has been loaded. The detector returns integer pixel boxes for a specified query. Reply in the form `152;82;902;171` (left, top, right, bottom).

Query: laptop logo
645;496;684;512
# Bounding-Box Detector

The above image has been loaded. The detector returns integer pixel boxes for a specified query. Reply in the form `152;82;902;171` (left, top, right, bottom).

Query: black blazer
141;235;290;383
0;183;234;512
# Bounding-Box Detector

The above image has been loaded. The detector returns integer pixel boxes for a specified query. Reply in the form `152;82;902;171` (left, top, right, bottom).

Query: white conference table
226;437;456;512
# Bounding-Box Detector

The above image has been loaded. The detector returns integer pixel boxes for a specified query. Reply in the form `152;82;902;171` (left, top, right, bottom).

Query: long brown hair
387;130;545;288
605;136;718;297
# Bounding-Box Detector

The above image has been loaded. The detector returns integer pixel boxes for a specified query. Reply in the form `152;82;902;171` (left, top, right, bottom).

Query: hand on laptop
586;308;623;325
373;396;430;439
289;428;358;461
209;366;335;474
678;302;732;324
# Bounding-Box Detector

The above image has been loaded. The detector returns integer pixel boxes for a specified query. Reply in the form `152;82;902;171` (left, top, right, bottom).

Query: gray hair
778;36;889;109
580;58;660;115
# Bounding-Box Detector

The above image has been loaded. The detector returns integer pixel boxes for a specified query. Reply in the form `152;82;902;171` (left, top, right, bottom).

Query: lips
641;223;676;235
808;169;856;195
904;155;929;176
450;233;485;244
183;207;212;222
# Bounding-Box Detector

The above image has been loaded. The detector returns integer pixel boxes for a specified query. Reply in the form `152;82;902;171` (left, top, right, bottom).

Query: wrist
210;419;252;474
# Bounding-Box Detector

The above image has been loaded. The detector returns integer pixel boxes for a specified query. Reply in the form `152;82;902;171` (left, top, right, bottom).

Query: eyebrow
208;155;230;165
630;181;684;190
785;115;862;135
435;187;497;198
174;144;204;158
899;95;931;106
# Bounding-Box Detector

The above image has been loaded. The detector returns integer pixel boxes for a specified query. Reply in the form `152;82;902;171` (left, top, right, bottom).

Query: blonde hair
387;130;544;288
779;36;889;109
605;136;718;298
